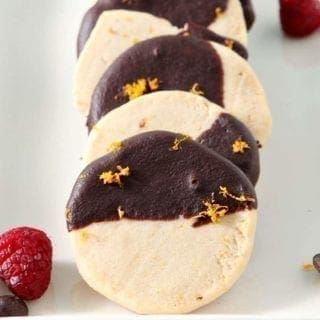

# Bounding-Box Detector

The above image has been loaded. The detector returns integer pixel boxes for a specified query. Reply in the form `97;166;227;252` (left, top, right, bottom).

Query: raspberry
0;227;52;300
280;0;320;37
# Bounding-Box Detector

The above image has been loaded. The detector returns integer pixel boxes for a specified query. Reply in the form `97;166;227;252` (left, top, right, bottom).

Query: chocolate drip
67;131;257;231
196;113;259;185
88;35;224;130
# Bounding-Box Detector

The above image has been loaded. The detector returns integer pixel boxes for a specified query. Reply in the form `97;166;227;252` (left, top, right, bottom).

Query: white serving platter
0;0;320;318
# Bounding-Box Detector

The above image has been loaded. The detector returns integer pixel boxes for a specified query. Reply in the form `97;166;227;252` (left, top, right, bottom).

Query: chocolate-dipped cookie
87;35;272;146
66;130;257;314
77;0;249;55
74;10;248;117
85;91;260;185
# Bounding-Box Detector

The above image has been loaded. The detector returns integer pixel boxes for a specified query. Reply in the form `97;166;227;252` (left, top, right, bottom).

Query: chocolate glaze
184;22;248;60
88;35;224;130
67;131;257;231
239;0;255;29
196;113;259;185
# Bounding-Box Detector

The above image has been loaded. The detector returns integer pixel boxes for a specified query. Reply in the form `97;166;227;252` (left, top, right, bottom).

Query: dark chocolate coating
88;35;223;130
0;295;28;317
239;0;255;29
66;131;257;231
184;22;248;60
77;0;255;55
196;113;259;185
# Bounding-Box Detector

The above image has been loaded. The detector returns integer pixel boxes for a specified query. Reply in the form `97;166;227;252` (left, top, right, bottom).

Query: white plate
0;0;320;318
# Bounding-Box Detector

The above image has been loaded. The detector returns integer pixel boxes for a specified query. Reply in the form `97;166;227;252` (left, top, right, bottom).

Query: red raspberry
0;227;52;300
280;0;320;37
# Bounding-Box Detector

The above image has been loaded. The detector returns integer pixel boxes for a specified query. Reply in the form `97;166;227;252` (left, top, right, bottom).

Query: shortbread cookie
66;131;257;314
85;91;260;185
88;35;272;146
77;0;248;55
74;10;248;117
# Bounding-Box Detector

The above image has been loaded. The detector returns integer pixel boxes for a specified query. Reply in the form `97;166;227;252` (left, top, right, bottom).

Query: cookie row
67;0;272;314
74;12;271;146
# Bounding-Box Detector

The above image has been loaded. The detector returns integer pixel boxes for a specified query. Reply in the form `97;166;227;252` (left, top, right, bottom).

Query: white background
0;1;320;318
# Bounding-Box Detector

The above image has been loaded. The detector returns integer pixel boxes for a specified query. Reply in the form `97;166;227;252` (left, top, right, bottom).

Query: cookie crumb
99;165;130;186
107;141;122;152
302;263;315;271
232;138;250;153
182;32;190;37
118;206;125;219
196;296;203;300
170;134;191;151
190;83;204;96
219;186;256;203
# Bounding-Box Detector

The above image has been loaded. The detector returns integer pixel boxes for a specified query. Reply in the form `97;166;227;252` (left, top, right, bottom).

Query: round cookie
77;0;248;55
74;10;248;117
88;35;272;146
85;91;260;185
66;130;257;314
